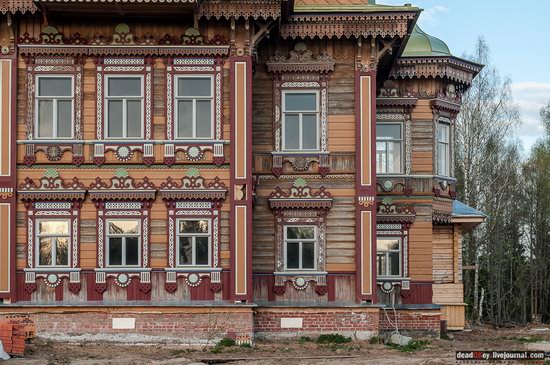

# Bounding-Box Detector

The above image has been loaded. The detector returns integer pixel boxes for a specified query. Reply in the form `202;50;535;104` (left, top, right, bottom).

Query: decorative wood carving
391;57;482;86
377;202;416;224
18;169;86;203
199;0;281;20
159;168;227;204
269;178;332;210
88;168;157;202
267;43;335;74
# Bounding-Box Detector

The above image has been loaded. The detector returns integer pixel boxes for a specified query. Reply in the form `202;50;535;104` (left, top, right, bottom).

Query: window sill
95;268;152;273
165;267;222;273
25;268;81;273
274;271;327;276
272;151;329;156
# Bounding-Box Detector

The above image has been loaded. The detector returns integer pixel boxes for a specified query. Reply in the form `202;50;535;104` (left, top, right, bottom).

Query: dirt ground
3;324;550;365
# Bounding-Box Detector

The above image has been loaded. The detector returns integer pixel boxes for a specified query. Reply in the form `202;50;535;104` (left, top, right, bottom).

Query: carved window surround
23;56;85;167
267;43;334;177
164;57;225;167
268;178;332;296
18;169;86;295
376;223;411;294
199;1;282;20
89;169;156;295
159;168;227;294
431;87;460;181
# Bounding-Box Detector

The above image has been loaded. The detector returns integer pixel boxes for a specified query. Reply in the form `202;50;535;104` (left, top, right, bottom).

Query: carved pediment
267;43;335;74
159;168;227;203
18;169;86;202
269;178;333;210
89;168;157;201
377;202;416;224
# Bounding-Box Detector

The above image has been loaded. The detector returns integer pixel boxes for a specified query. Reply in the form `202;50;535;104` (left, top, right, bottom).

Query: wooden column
229;56;253;302
0;58;16;303
355;70;377;303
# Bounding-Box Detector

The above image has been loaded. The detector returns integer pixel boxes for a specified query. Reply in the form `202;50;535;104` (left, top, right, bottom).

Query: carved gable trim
267;43;335;74
269;178;333;210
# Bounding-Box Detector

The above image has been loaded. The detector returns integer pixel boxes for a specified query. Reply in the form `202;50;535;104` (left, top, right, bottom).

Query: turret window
376;123;403;174
437;122;450;176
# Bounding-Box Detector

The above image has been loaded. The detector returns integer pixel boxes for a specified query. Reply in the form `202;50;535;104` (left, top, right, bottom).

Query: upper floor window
36;219;70;267
437;122;450;176
284;226;316;270
376;123;402;174
105;76;143;139
36;76;73;139
377;237;401;277
107;219;141;267
176;76;214;139
177;219;211;267
283;91;319;151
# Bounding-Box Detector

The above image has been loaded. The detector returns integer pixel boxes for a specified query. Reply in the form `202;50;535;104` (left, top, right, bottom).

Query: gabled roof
293;0;420;13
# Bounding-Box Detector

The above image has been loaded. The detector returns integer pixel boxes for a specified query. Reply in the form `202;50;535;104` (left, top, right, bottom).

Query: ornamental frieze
159;168;228;204
269;178;333;210
267;43;335;74
199;0;281;20
88;168;157;202
18;169;86;203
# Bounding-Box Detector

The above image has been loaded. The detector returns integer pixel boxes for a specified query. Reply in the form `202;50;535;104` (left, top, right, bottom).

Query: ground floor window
36;219;70;267
377;237;402;277
284;226;317;270
177;219;211;267
107;219;141;267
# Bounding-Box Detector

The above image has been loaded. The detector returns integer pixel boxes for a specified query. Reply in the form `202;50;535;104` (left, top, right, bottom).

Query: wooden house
0;0;485;342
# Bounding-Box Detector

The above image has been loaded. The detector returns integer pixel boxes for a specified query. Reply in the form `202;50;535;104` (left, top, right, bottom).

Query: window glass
126;100;142;138
39;220;69;235
57;100;72;138
38;77;72;97
287;227;315;240
302;242;315;269
37;100;54;138
39;238;53;266
284;114;300;150
195;237;209;265
283;92;319;151
196;100;212;138
56;237;69;266
126;237;140;266
378;124;401;140
109;237;123;266
377;237;401;277
107;100;123;138
285;93;317;111
178;77;211;97
177;220;211;266
108;77;142;97
179;237;192;265
376;123;403;174
286;242;300;269
302;114;318;150
177;100;193;138
109;220;140;235
179;220;209;234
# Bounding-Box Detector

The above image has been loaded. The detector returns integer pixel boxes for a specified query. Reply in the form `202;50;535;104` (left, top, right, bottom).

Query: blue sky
382;0;550;151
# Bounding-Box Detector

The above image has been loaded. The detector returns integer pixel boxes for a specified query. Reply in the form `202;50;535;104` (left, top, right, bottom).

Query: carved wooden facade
0;0;483;334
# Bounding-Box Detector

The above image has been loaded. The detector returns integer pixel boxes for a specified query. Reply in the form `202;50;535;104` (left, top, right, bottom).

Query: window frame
283;225;318;271
35;218;71;268
34;74;75;140
437;121;451;176
176;218;212;267
105;218;142;268
376;236;402;278
104;74;145;140
282;90;321;152
174;75;215;140
376;122;404;174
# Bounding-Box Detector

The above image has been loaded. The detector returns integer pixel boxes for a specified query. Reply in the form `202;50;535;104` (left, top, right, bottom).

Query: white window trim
35;219;71;268
437;122;451;176
377;236;402;278
176;218;212;268
105;219;142;268
104;75;145;140
174;75;215;140
282;90;320;152
283;225;318;271
34;75;75;140
376;122;403;174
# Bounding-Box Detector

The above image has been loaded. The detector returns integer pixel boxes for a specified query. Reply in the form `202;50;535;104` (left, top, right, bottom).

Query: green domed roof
402;26;452;57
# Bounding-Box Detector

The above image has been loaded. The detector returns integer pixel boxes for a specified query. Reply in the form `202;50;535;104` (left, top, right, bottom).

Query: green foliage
387;340;429;353
299;336;312;344
369;336;380;344
239;343;252;349
316;334;352;344
217;338;235;347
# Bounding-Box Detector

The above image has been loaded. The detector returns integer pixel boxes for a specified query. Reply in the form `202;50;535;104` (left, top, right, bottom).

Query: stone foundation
379;308;441;337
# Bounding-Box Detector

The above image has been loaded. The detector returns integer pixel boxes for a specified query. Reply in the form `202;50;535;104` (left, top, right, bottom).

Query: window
377;237;401;277
36;220;70;267
282;92;319;151
35;76;73;139
175;76;214;139
284;226;316;270
105;76;143;139
177;219;211;266
376;123;402;174
437;122;450;176
106;220;141;267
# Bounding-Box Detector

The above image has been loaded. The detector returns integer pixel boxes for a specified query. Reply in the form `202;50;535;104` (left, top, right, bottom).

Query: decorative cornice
18;169;86;202
377;202;416;224
267;43;335;74
199;0;281;20
88;168;157;202
391;56;482;86
0;0;37;14
433;210;452;224
18;25;229;57
159;168;227;203
269;178;333;210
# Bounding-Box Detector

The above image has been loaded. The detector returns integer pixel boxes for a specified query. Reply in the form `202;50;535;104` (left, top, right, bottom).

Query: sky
381;0;550;152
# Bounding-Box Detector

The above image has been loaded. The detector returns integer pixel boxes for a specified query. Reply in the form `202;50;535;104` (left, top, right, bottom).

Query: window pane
57;100;72;138
177;100;193;138
286;242;299;269
196;100;212;138
107;100;123;137
108;77;141;97
377;253;386;276
179;220;209;234
285;93;317;111
284;114;300;150
109;237;123;266
178;77;211;97
109;220;140;235
302;242;315;269
438;143;448;175
39;221;69;235
37;100;54;138
287;227;314;240
39;237;53;266
377;124;401;140
56;237;69;266
387;141;402;173
376;142;387;174
126;100;142;138
302;114;318;150
389;252;400;276
438;124;449;143
378;238;400;251
126;237;139;266
179;237;192;265
38;77;72;97
195;237;209;265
